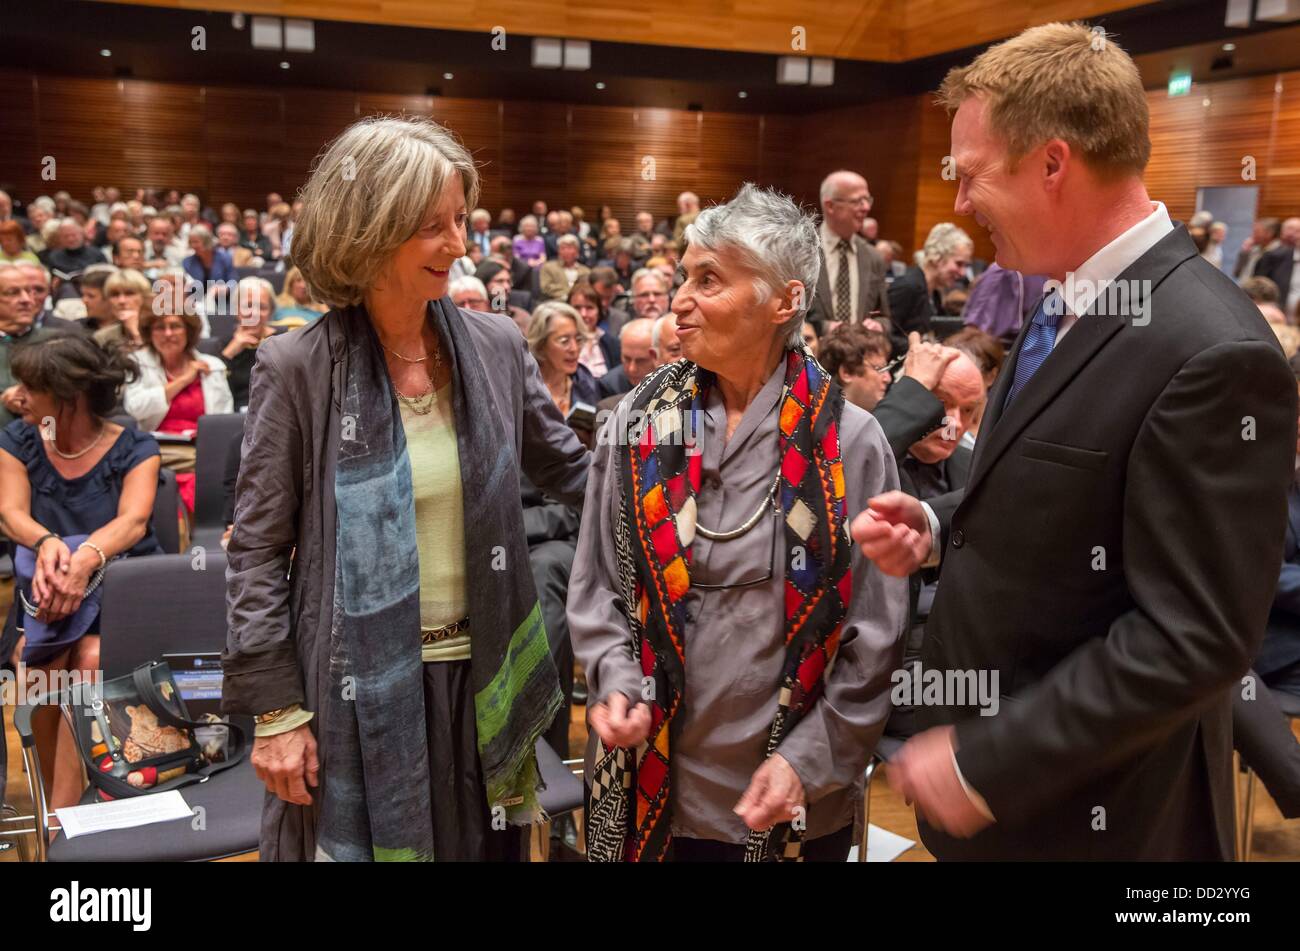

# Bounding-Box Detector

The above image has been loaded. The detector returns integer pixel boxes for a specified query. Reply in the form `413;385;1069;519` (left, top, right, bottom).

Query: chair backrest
206;311;236;343
195;338;224;357
194;413;245;530
261;268;285;296
98;551;229;679
109;413;138;431
508;289;533;313
152;467;183;554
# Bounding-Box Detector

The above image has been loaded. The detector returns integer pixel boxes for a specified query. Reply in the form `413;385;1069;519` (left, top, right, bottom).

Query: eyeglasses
549;334;581;348
634;291;668;300
831;196;874;209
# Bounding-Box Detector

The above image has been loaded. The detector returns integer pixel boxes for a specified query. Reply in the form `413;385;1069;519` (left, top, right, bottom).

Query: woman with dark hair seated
0;333;162;811
569;281;619;379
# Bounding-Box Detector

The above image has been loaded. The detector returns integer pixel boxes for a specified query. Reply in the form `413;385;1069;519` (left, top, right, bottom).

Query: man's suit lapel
966;227;1200;497
856;243;874;318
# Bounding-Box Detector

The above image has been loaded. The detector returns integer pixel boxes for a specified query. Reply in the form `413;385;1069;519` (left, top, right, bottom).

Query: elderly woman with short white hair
219;276;278;409
223;114;588;862
887;222;974;337
182;222;236;289
570;184;907;862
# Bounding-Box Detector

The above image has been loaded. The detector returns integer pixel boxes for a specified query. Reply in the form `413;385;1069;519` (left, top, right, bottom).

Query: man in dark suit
852;22;1297;861
805;170;891;332
1254;217;1299;321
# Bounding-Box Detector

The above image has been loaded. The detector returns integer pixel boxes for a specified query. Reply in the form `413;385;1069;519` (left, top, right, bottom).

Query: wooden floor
2;573;1298;862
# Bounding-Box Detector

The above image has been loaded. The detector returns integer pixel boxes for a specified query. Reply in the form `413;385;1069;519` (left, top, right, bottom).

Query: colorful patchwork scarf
586;347;853;862
317;299;563;862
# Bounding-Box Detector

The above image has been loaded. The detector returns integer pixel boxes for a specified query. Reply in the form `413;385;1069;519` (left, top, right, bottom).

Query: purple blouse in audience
512;235;546;267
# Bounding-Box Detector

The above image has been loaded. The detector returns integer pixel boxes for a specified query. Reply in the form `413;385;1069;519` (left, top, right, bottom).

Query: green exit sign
1168;71;1192;97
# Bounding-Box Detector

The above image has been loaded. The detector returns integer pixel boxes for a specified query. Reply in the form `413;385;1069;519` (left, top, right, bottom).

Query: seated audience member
961;262;1047;345
182;223;236;291
99;217;131;258
142;216;186;272
272;265;326;325
1;264;71;426
74;264;117;332
888;222;973;338
943;288;969;317
221;277;278;410
466;208;497;257
449;275;490;313
47;218;104;275
597;316;655;399
112;235;146;271
513;215;547;269
570;281;618;378
540;234;590;301
215;222;251;267
496;206;518;234
650;312;681;366
0;221;38;265
262;202;293;260
473;260;532;335
629;267;670;321
24;203;52;256
818;325;893;412
801;319;820;359
239;208;273;262
1231;356;1300;819
1242;275;1281;307
36;220;62;267
527;301;601;418
589;265;631;333
94;267;151;353
123;306;233;512
0;333;162;811
875;239;906;283
885;351;985;740
943;325;1004;445
487;234;534;291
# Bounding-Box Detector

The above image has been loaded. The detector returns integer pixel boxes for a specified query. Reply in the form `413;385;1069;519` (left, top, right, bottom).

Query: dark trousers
668;825;853;862
422;660;524;860
1233;664;1300;818
529;539;576;759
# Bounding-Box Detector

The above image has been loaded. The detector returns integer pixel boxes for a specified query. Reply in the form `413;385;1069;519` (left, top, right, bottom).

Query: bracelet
77;541;108;571
34;532;60;552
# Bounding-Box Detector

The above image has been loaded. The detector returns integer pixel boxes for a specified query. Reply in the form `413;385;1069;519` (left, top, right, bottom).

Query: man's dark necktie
835;239;852;323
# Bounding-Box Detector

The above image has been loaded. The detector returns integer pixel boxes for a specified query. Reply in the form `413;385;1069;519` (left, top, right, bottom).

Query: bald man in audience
650;312;681;366
597;317;655;399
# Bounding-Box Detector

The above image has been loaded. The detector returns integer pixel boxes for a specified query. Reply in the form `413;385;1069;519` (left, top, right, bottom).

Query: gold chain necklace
385;338;443;416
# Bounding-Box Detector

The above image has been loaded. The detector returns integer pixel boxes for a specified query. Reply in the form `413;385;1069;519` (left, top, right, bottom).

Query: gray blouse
569;359;909;844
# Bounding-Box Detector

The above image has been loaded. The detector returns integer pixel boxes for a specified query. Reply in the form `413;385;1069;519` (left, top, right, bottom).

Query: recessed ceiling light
1202;97;1211;106
100;49;112;57
443;72;454;80
595;81;606;89
1222;42;1236;52
738;91;748;98
280;61;290;69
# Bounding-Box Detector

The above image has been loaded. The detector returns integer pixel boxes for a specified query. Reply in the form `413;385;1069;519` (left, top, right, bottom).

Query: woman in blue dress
0;332;162;810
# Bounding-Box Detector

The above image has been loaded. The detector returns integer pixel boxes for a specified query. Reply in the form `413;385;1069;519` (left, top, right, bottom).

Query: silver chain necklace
694;470;781;541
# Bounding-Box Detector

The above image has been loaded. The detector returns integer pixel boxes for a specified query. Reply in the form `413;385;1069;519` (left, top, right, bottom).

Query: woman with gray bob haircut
570;183;907;861
223;114;588;862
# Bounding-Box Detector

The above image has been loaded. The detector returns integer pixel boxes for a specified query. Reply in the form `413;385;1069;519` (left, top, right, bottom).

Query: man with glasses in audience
629;267;670;321
806;170;892;333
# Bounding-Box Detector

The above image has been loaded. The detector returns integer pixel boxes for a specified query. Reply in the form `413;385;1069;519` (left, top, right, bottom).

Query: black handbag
73;661;247;801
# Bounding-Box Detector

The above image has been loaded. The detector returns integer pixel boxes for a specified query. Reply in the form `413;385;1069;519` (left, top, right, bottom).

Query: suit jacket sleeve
954;339;1297;820
888;275;928;336
865;246;892;319
871;376;945;461
539;262;567;301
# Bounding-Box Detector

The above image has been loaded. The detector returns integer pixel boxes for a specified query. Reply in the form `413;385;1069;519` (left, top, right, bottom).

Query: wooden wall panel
433;97;503;212
1263;72;1300;221
203;86;285;211
912;97;994;264
39;77;126;200
280;87;357;200
569;106;638;224
696;112;764;205
121;80;206;194
497;100;569;218
634;108;700;222
112;0;1150;61
0;73;40;193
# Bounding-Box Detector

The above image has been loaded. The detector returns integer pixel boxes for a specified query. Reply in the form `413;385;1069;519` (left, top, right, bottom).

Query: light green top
399;383;471;662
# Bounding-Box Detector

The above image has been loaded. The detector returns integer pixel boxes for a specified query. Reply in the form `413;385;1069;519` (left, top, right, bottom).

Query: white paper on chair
846;824;916;863
55;791;194;839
